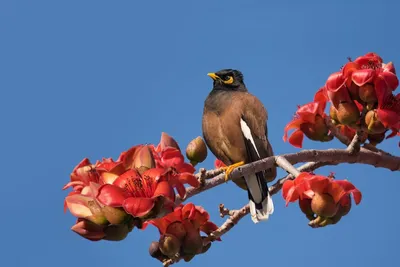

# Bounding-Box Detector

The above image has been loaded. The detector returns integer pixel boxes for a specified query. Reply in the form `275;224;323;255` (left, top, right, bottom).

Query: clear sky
1;1;399;267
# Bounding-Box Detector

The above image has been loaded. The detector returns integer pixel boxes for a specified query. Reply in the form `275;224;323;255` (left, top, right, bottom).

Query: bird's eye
222;75;234;84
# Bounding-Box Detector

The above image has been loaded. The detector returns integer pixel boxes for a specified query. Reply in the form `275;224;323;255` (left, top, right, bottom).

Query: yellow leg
221;161;245;182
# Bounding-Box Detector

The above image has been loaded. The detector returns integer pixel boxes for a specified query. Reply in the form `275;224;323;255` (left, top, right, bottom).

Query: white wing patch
240;118;260;157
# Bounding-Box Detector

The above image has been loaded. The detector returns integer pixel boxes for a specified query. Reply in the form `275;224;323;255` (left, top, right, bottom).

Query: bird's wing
239;92;277;182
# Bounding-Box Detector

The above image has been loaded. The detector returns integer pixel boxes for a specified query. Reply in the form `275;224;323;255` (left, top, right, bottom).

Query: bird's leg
221;161;245;182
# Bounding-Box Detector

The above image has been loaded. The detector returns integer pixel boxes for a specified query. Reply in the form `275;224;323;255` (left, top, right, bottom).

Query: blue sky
1;0;399;266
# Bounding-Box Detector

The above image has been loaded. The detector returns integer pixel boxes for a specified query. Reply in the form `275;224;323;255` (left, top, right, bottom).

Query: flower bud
101;206;130;225
133;145;156;174
368;132;386;146
200;237;212;254
365;110;387;134
166;221;187;241
103;224;130;241
311;193;339;218
186;136;208;166
329;105;339;123
298;198;314;217
336;200;351;217
359;83;378;106
71;219;106;241
300;115;333;142
149;241;168;262
336;101;360;126
159;132;181;151
159;234;182;258
182;228;203;255
183;254;196;262
348;82;361;102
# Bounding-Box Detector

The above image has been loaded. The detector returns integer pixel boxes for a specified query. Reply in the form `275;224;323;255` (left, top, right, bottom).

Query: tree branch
176;148;400;204
166;147;399;266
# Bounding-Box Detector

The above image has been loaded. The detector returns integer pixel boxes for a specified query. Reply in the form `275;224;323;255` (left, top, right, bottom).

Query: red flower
96;168;176;219
325;53;398;111
144;203;219;260
62;158;102;212
282;172;361;206
283;101;332;148
350;59;398;94
153;133;200;198
282;172;361;227
376;92;400;135
63;158;99;194
145;203;218;236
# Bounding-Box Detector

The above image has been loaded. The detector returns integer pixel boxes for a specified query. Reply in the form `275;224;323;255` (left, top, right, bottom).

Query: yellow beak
207;73;220;80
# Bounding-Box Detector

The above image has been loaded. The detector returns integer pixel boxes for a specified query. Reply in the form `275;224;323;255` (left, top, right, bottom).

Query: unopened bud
159;234;182;258
103;224;130;241
101;206;130;225
186;136;208;166
133;145;156;174
365;110;386;134
336;101;360;126
311;193;339;218
359;83;378;105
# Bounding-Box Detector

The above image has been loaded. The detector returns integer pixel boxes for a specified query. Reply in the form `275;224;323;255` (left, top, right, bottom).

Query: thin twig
346;130;363;154
275;156;300;177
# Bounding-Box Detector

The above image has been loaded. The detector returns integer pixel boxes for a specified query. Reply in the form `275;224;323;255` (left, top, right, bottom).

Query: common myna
202;69;277;223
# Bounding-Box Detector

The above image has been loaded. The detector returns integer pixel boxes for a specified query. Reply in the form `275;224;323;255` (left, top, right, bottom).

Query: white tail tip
249;193;274;224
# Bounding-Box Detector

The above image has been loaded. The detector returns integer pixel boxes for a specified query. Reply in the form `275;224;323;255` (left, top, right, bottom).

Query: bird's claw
221;161;245;182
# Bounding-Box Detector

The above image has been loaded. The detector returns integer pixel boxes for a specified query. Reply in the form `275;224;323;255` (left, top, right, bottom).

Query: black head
207;69;247;92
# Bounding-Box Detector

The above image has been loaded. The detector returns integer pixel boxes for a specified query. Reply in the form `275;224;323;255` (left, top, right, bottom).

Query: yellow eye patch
222;76;234;84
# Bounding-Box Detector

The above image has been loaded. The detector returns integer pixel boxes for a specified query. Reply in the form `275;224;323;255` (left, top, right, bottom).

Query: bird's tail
239;117;275;223
245;172;274;223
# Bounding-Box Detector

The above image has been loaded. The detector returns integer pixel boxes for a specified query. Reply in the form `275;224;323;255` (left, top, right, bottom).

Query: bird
202;69;277;223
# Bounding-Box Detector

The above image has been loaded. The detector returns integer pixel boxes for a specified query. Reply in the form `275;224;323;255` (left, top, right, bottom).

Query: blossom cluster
284;52;400;148
63;133;217;262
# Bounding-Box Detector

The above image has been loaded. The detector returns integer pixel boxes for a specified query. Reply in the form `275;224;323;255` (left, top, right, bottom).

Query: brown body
202;89;276;190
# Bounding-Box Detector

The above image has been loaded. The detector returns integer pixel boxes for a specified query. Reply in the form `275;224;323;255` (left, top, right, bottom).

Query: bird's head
207;69;247;92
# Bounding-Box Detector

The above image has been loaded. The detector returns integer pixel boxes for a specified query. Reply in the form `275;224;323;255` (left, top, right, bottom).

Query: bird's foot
221;161;245;182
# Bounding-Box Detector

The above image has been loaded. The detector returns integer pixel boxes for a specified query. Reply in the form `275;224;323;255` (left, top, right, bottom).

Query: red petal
176;162;196;174
123;197;156;217
65;194;95;218
177;173;200;187
334;180;362;205
161;148;185;167
96;184;128;207
306;175;330;194
296;101;326;122
201;222;221;241
113;169;142;188
383;62;396;74
377;108;399;128
153;181;175;201
314;87;329;103
283;118;303;142
282;180;299;205
175;183;187;199
326;82;352;109
326;72;347;92
379;71;399;91
342;62;360;81
62;181;84;190
326;181;346;203
386;128;398;139
118;145;144;169
351;69;375;86
288;129;304;148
